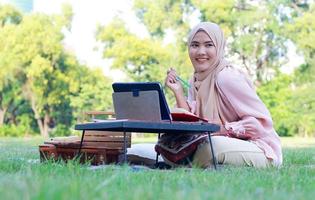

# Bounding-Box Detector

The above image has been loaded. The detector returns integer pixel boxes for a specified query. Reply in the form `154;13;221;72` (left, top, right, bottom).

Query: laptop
112;82;172;121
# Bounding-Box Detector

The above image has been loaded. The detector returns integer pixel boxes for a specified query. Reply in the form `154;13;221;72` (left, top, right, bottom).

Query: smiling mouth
195;58;209;62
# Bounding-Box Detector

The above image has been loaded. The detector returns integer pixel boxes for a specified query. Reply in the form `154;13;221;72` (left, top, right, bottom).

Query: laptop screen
112;82;172;121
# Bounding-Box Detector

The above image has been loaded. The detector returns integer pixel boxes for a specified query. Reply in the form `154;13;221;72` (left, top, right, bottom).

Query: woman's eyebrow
204;41;214;44
191;40;214;44
191;41;200;44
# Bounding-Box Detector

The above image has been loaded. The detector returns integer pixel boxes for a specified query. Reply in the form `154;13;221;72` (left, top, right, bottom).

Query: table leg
207;132;217;170
78;130;85;155
155;133;161;165
123;131;127;163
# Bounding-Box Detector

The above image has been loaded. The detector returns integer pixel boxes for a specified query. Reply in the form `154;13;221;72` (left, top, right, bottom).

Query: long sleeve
216;69;273;140
216;68;282;165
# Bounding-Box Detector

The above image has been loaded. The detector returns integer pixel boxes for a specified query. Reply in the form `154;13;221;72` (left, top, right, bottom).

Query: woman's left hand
165;68;184;95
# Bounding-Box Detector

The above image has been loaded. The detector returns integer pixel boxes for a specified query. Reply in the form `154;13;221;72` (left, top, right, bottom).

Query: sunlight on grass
132;135;158;143
0;136;315;200
132;136;315;147
281;137;315;148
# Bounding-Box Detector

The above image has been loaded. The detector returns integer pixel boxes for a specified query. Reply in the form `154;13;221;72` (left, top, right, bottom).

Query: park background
1;0;314;138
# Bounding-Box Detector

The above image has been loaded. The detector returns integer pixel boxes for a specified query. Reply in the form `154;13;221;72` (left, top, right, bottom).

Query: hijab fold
187;22;230;123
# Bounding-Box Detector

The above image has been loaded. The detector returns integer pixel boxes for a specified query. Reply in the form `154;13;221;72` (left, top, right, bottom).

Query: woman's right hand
165;68;184;94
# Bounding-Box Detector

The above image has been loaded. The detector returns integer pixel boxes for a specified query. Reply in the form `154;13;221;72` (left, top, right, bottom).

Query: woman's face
189;30;217;73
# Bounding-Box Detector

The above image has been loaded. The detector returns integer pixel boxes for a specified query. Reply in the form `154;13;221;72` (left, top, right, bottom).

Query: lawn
0;137;314;200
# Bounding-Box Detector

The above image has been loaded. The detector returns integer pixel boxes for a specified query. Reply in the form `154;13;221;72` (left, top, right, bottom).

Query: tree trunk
0;93;8;125
0;108;6;126
35;115;50;138
29;95;50;138
43;113;50;138
36;117;45;137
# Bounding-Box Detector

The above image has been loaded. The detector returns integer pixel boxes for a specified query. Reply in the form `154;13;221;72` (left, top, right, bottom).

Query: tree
98;0;293;85
97;1;200;104
0;5;74;137
96;0;315;136
0;5;23;125
258;69;315;137
0;4;115;137
284;2;315;136
0;4;22;27
194;0;291;84
257;74;295;136
285;2;315;79
97;19;172;82
68;65;113;122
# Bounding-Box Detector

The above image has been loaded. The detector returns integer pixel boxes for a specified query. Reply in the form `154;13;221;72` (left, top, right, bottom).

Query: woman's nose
197;46;206;55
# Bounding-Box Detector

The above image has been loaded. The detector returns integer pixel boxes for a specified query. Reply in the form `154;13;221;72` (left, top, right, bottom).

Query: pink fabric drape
187;67;283;166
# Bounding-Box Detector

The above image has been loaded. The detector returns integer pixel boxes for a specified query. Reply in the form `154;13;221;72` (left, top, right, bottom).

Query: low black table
75;120;220;169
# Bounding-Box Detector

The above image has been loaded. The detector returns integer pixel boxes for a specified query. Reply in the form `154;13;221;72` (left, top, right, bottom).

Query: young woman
163;22;282;168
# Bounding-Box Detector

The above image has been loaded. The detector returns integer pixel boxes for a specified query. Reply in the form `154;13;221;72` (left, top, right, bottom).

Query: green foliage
134;0;186;38
98;0;295;84
200;0;287;82
285;3;315;62
274;2;315;136
96;0;315;137
258;74;295;136
0;5;24;127
50;124;71;137
96;17;192;105
1;1;315;137
69;67;113;120
0;4;22;26
258;72;315;136
192;0;235;36
0;5;113;137
97;20;170;82
0;123;31;137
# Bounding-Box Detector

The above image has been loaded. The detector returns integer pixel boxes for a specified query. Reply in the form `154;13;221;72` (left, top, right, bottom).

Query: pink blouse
187;67;283;166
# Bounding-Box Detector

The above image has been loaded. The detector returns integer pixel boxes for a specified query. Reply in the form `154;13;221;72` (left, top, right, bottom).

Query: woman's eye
191;43;198;48
206;43;214;47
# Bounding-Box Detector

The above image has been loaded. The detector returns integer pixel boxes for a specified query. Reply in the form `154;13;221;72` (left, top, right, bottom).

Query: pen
176;76;191;89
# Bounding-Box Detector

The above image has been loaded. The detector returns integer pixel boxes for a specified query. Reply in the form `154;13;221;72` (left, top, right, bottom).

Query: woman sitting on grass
162;22;282;168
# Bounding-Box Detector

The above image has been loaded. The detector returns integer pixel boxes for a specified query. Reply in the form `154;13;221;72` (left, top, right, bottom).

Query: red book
170;108;208;122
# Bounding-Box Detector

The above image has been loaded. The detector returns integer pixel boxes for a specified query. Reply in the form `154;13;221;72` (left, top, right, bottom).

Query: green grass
0;137;314;200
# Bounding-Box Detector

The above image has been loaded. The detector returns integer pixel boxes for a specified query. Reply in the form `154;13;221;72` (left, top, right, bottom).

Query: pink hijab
188;22;230;123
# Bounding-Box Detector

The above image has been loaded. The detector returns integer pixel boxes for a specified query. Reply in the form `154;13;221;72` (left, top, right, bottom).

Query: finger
170;77;177;84
168;72;178;81
167;67;176;74
167;68;174;74
168;74;177;81
166;76;175;84
166;78;176;85
166;70;177;79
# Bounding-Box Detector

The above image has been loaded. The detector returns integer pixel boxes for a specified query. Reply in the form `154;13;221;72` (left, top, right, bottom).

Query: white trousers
192;136;271;168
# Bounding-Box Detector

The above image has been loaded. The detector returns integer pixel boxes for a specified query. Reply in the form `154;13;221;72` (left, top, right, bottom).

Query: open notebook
112;82;207;122
170;107;208;122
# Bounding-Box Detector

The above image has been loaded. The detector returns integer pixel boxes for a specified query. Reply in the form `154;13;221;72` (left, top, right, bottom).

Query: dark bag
155;133;208;165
